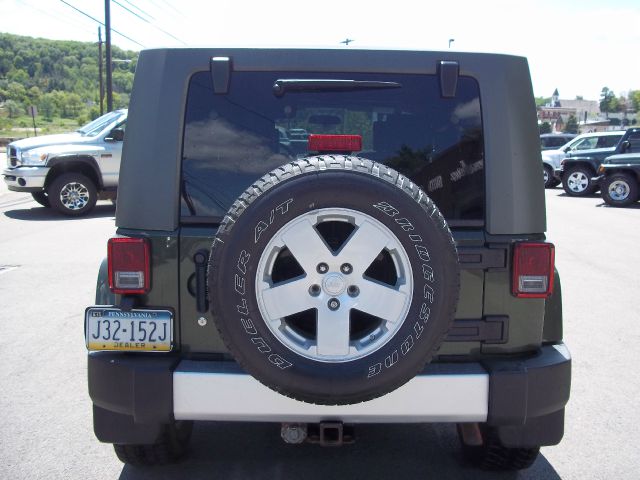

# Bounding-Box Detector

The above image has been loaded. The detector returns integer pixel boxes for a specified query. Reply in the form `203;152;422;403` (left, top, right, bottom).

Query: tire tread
460;427;540;471
113;422;192;466
210;156;459;405
601;172;639;207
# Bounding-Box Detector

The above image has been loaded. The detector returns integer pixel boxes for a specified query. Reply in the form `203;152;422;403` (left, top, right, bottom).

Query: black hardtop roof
117;47;545;235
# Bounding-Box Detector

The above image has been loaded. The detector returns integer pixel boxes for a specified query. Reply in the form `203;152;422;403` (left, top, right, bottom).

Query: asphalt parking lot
0;177;638;480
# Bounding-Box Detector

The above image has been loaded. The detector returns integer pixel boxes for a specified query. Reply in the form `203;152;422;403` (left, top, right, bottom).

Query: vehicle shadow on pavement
595;201;640;209
556;192;600;199
117;423;561;480
3;204;116;221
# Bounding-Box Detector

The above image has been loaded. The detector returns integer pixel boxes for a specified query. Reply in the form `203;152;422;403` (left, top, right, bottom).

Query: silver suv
3;109;127;216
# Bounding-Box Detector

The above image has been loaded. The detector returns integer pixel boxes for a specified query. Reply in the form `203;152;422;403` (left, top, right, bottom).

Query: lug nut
328;298;340;311
309;284;321;296
340;263;353;274
347;285;359;297
317;262;329;274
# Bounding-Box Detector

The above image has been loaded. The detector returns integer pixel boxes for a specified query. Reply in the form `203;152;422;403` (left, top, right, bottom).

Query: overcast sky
1;0;639;101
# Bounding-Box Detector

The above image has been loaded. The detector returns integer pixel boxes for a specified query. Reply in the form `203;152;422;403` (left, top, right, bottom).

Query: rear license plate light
512;242;555;298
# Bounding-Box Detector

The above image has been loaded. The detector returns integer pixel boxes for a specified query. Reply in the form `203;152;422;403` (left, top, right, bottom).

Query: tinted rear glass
629;131;640;152
541;136;571;148
599;135;623;148
182;71;484;224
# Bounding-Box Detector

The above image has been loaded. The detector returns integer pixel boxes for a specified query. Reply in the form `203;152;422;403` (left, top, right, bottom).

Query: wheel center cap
323;273;346;296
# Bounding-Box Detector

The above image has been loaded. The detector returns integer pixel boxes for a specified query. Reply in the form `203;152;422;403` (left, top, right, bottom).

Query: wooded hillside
0;32;136;129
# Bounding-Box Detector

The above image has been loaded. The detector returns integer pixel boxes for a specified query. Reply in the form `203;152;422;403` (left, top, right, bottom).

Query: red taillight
512;242;555;298
308;134;362;153
108;237;150;294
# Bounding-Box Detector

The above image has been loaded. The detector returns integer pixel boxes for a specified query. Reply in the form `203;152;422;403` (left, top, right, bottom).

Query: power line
113;0;153;24
147;0;186;18
112;0;187;45
58;0;145;48
120;0;155;21
159;0;185;16
17;0;96;39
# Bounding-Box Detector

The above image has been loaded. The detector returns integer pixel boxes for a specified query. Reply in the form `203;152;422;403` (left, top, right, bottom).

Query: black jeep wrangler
86;48;570;471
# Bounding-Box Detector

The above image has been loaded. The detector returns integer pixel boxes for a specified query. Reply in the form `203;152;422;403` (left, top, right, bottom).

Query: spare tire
208;156;460;405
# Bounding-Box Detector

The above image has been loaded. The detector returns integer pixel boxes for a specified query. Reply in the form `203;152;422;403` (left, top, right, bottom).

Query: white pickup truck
3;109;127;216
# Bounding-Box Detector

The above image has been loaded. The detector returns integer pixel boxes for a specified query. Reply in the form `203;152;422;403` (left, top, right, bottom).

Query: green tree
629;90;640;112
112;70;134;93
0;32;137;129
539;122;552;134
4;99;23;118
564;115;578;134
617;94;628;113
13;54;24;69
600;87;618;118
535;97;551;107
62;92;83;118
39;93;58;120
7;81;27;104
7;68;29;85
27;86;42;105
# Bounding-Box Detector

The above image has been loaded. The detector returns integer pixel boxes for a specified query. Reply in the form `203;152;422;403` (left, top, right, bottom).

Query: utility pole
98;27;104;116
105;0;113;112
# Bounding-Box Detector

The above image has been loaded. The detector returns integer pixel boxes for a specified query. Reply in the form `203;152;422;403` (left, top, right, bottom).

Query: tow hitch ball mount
281;422;355;446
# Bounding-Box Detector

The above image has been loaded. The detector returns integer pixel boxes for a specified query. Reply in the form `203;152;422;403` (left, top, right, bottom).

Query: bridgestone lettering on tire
208;156;460;405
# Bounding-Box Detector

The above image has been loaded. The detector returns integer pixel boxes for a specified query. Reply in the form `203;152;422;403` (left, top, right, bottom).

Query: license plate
85;307;173;352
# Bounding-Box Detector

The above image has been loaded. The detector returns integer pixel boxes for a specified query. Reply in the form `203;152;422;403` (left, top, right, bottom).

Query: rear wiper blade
273;79;401;97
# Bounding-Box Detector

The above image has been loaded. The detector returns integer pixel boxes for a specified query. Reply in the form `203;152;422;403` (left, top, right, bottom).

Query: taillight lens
308;134;362;153
108;237;150;294
512;242;555;298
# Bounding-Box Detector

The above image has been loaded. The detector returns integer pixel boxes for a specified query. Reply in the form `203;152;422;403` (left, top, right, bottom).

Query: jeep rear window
181;71;484;225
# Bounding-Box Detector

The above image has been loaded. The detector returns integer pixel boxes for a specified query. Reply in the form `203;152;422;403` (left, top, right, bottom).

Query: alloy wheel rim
608;180;630;201
255;208;413;363
59;182;89;210
567;172;589;192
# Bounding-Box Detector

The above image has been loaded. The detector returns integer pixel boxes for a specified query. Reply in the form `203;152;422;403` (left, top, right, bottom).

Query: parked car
559;128;640;196
595;151;640;207
3;109;127;215
541;131;624;189
85;48;570;471
540;133;576;151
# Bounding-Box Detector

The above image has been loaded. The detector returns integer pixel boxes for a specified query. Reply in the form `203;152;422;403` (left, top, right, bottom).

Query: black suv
560;128;640;196
86;48;570;471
